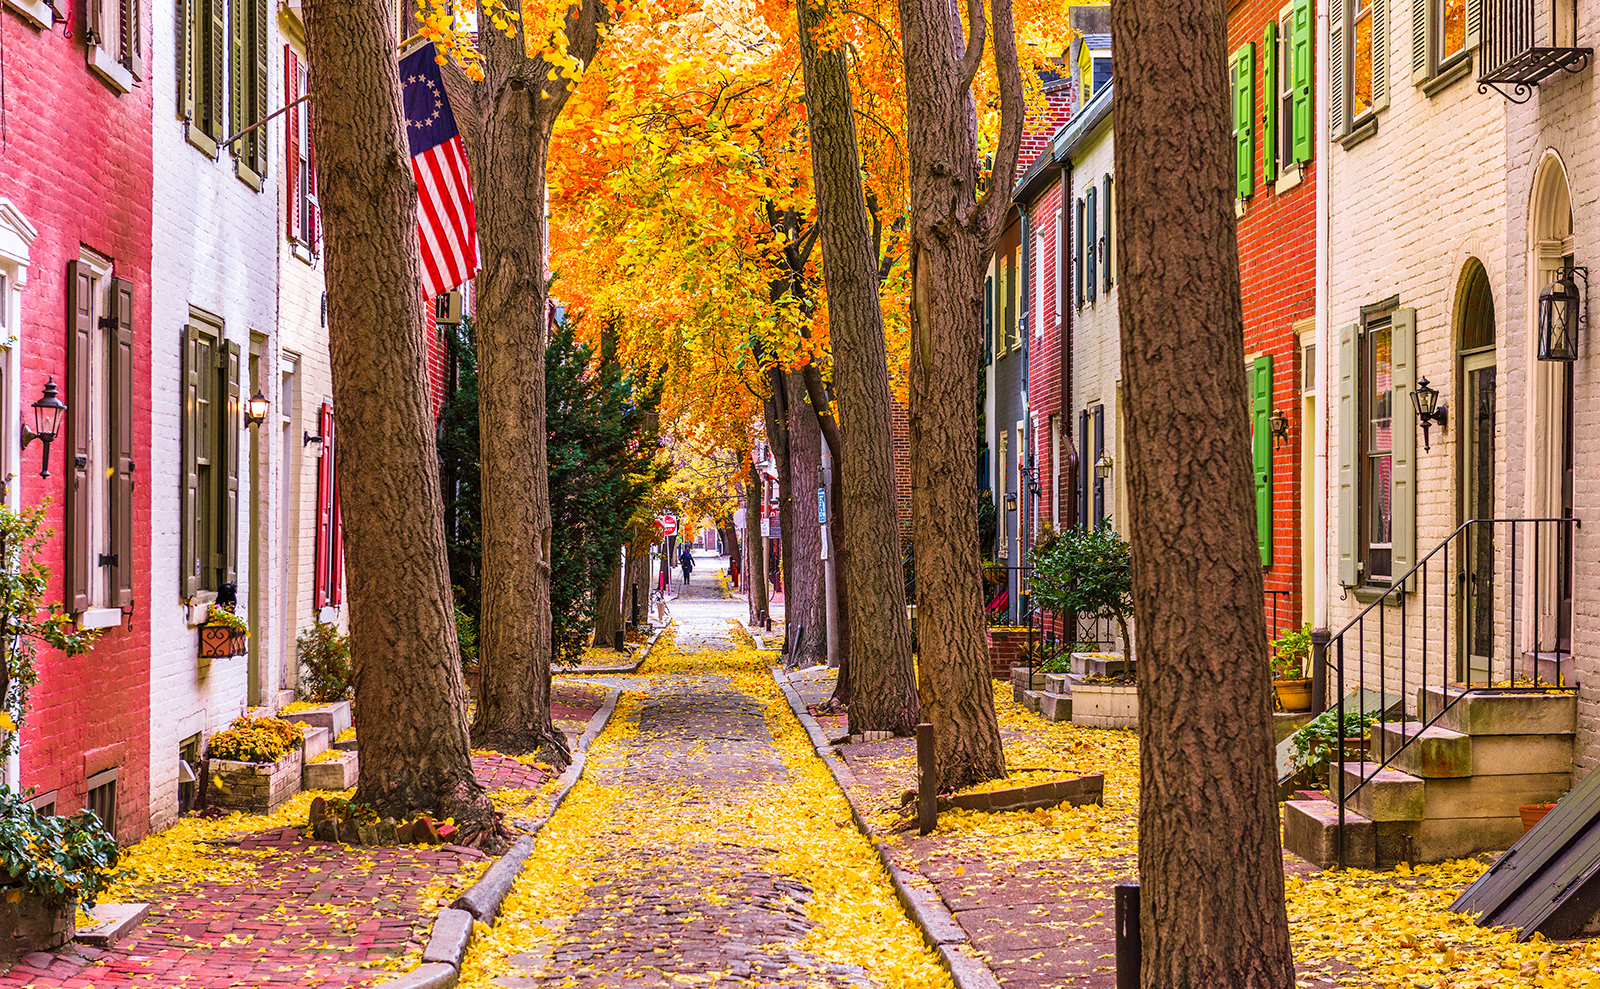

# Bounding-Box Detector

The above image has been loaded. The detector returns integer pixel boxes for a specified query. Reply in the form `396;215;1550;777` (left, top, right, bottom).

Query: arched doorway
1527;154;1575;661
1456;259;1495;683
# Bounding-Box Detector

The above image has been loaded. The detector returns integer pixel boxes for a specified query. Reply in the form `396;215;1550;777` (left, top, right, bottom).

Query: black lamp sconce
303;430;324;449
1538;263;1587;362
20;378;66;478
244;389;270;428
1412;377;1447;452
1268;408;1290;446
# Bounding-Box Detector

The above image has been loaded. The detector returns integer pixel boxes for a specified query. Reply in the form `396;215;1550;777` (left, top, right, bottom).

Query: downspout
1314;0;1330;629
1019;202;1032;624
1061;158;1075;530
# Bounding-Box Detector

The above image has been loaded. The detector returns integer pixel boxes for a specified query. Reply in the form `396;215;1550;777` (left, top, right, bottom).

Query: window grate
85;769;118;839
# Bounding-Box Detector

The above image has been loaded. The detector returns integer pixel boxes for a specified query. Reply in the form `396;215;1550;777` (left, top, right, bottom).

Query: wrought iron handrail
1312;516;1580;869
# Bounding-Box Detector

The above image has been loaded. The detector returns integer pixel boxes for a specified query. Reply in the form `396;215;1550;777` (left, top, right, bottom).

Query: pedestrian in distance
680;546;694;585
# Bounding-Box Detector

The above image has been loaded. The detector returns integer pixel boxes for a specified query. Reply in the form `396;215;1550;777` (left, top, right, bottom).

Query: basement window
85;768;118;839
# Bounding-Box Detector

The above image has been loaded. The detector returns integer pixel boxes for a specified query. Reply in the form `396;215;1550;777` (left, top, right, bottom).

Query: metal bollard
1115;882;1140;989
614;629;625;653
915;723;938;835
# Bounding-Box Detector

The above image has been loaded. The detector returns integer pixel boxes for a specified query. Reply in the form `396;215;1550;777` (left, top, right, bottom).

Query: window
1338;307;1416;588
28;790;56;816
1232;43;1256;199
1332;0;1387;139
1266;0;1314;179
65;256;134;626
178;734;201;813
286;48;320;254
1410;0;1480;83
177;0;225;149
0;203;34;507
181;315;240;599
1092;55;1112;95
313;402;344;608
85;768;118;839
231;0;270;181
177;0;268;176
87;0;142;93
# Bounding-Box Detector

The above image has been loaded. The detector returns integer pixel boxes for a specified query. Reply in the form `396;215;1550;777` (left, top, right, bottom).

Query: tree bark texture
803;367;853;707
785;372;827;667
746;468;769;625
462;0;604;764
592;546;623;647
763;370;795;642
898;0;1024;787
797;0;917;735
624;532;652;627
1109;0;1296;982
300;0;494;838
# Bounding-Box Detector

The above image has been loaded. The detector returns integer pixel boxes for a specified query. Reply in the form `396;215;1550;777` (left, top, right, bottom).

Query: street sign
818;487;827;525
659;514;678;536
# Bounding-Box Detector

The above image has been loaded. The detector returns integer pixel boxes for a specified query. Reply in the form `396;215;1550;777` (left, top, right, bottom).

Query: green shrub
1289;709;1379;777
1271;624;1313;679
456;605;478;670
207;716;303;763
0;788;119;908
1028;523;1134;650
297;620;352;702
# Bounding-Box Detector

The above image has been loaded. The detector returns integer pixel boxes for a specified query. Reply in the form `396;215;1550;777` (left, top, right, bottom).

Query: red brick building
0;0;154;838
1229;0;1316;642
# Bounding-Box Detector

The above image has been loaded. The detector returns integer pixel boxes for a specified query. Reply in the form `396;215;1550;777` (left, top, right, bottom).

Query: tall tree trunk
591;547;623;648
746;467;769;625
466;0;605;765
764;369;795;641
803;366;853;709
1110;0;1296;981
624;532;651;627
720;524;740;591
785;372;827;667
300;0;495;839
898;0;1023;786
797;0;917;735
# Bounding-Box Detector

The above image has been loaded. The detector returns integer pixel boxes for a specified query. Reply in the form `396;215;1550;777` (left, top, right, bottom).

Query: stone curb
375;683;625;986
770;668;1003;989
562;624;667;675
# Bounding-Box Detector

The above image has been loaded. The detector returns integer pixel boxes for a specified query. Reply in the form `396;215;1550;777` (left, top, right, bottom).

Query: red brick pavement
470;753;554;793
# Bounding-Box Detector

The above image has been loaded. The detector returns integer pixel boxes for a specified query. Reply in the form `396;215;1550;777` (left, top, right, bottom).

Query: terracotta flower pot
1520;803;1557;833
1274;678;1314;712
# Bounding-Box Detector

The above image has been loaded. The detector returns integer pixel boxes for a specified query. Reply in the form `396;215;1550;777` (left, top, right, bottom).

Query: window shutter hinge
98;553;118;568
98;316;116;330
75;455;88;469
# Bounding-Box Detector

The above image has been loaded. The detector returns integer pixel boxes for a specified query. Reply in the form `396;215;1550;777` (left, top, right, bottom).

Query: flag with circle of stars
400;43;479;296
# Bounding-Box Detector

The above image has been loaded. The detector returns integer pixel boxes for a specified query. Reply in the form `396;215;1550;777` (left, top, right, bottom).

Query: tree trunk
785;372;827;667
803;367;853;709
796;0;917;736
746;468;769;625
591;547;623;648
897;0;1025;786
1110;0;1296;980
467;0;605;765
764;369;794;643
300;0;495;840
624;532;651;627
721;525;740;590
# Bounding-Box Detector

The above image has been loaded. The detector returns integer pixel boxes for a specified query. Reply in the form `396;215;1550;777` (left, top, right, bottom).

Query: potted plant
1288;708;1380;783
1271;624;1314;712
0;788;119;958
199;604;249;658
206;715;306;813
1520;801;1559;833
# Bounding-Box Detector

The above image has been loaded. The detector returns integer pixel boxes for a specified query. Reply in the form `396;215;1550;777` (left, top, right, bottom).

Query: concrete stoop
1285;688;1577;869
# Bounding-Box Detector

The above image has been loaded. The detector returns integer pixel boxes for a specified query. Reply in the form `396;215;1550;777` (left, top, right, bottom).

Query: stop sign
660;514;678;536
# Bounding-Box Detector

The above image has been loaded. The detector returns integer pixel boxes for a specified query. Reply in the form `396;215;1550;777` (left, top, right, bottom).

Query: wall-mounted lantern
244;389;269;427
20;377;66;478
1005;492;1018;512
303;430;324;449
1538;264;1587;362
1269;408;1290;446
1411;377;1447;452
1094;453;1114;480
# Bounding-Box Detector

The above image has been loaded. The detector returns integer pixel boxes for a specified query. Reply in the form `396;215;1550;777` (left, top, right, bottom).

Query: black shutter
1077;410;1089;530
1092;405;1105;525
181;326;200;598
65;262;93;615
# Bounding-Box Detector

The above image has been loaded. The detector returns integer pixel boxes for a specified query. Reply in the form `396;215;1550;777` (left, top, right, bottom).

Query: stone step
1044;673;1071;694
1021;689;1043;714
1381;722;1574;778
75;902;150;948
1338;762;1425;823
1423;772;1568;820
1071;652;1131;678
275;689;296;709
300;724;331;762
1417;686;1577;736
1384;815;1526;865
1040;691;1072;722
1284;798;1375;869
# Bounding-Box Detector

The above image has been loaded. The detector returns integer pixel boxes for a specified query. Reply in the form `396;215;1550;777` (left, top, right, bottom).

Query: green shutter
1102;174;1114;288
1263;23;1278;184
1074;198;1084;308
207;0;225;139
1086;187;1097;301
1337;323;1358;586
1330;0;1348;139
1391;308;1416;588
1253;354;1274;567
1372;0;1390;110
178;0;195;120
1293;0;1313;162
1234;44;1256;198
181;325;201;598
250;0;268;175
1411;0;1431;82
223;339;241;585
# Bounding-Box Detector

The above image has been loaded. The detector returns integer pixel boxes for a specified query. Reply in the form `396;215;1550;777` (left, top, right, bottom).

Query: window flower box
198;604;249;658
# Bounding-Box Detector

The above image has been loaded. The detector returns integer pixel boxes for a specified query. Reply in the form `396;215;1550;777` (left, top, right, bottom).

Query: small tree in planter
0;788;118;956
1028;524;1135;654
297;619;352;702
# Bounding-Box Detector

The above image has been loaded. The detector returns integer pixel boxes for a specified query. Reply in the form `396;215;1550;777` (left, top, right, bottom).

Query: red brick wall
1016;82;1076;183
986;626;1030;679
3;4;155;840
891;398;911;536
1229;0;1316;640
1023;176;1068;539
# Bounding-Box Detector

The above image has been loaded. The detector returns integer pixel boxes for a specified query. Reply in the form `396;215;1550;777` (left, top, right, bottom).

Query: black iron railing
1315;517;1580;869
1478;0;1591;102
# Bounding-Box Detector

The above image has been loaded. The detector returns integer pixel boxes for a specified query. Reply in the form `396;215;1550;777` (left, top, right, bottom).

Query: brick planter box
0;894;73;960
303;750;359;791
277;700;352;738
208;748;304;814
1071;683;1138;729
987;626;1031;679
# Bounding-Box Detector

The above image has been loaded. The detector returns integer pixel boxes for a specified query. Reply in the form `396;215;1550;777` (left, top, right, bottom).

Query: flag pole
218;95;310;149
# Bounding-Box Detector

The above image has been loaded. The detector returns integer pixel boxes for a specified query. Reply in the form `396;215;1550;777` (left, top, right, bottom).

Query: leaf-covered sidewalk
0;684;607;988
797;673;1600;989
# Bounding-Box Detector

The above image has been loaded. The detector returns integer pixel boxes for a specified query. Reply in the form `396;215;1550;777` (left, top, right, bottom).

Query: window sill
1235;198;1248;219
186;591;218;627
77;607;124;630
1340;117;1379;150
3;0;52;29
1423;55;1474;97
1274;162;1304;194
235;161;264;192
185;123;220;160
292;242;316;265
1351;583;1403;604
86;47;134;94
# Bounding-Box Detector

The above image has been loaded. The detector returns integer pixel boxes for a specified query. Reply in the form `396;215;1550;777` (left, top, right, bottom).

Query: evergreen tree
439;316;481;624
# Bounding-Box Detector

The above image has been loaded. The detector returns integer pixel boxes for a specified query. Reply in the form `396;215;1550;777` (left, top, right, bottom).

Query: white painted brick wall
1067;122;1122;529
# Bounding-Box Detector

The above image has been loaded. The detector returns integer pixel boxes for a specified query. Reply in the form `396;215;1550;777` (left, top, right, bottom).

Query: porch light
20;377;66;479
1005;492;1018;512
1094;453;1114;480
1538;264;1587;362
244;389;270;427
1411;377;1447;452
1268;408;1290;446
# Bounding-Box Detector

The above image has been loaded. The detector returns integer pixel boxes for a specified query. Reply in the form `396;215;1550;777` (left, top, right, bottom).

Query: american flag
400;43;479;296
